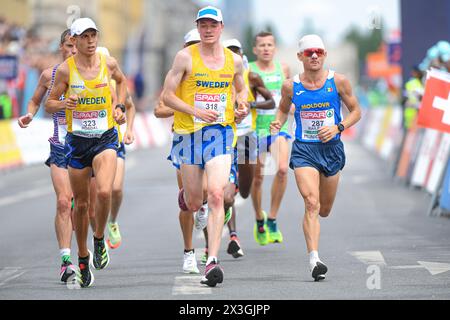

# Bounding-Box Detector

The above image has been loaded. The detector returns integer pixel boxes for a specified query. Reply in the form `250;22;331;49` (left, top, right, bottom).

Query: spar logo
195;93;220;102
220;94;226;102
301;111;327;119
73;111;99;119
99;110;107;118
326;110;334;118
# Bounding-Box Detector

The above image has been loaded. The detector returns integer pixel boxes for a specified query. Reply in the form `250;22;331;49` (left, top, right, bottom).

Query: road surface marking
0;187;53;207
172;276;212;295
0;268;26;287
349;251;387;266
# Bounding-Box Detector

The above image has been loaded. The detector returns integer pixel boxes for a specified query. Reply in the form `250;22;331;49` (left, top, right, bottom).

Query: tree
344;20;384;79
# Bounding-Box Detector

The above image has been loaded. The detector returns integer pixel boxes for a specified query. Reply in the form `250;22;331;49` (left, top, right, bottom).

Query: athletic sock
60;248;71;263
267;218;277;231
256;219;265;231
206;256;217;266
309;250;321;270
230;231;237;239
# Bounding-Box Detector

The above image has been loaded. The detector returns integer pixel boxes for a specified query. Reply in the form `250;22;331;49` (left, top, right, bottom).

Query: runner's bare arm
233;54;249;122
123;92;136;144
249;72;275;110
45;62;73;113
154;96;175;118
107;56;127;105
107;56;127;124
318;74;362;143
334;74;362;129
162;50;218;123
282;62;291;79
18;68;52;128
270;79;293;133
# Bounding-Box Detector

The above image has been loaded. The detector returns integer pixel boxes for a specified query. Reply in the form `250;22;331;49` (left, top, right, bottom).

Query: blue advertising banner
0;55;18;80
439;161;450;211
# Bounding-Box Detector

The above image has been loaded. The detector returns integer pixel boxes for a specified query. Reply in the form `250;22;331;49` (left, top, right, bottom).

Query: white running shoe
183;251;200;274
194;203;208;230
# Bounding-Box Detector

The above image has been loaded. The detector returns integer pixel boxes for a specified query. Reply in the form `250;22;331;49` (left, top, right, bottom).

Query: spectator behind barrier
0;91;12;119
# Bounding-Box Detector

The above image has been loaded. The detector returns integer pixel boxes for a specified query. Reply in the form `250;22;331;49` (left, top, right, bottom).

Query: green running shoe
267;219;283;243
253;211;269;246
93;237;110;270
107;222;122;249
201;249;208;266
224;207;233;225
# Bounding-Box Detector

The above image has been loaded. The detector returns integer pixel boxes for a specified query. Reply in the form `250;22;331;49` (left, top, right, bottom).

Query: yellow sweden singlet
173;44;235;134
244;69;257;131
66;53;114;138
109;78;123;143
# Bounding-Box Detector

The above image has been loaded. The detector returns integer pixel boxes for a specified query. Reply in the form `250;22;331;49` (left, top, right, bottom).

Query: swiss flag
417;69;450;133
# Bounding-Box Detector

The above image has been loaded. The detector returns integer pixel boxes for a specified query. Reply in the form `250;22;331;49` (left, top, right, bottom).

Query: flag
417;69;450;133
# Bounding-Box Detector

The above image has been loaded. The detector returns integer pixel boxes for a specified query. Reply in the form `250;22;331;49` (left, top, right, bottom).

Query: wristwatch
337;123;345;133
115;104;126;113
250;102;257;109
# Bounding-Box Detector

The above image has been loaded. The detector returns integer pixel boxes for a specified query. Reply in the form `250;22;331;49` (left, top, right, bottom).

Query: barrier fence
0;112;172;172
356;69;450;217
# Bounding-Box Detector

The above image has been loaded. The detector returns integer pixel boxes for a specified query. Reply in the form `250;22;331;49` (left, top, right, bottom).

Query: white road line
172;275;212;295
349;251;387;266
390;265;423;270
390;261;450;275
0;187;53;207
0;268;26;287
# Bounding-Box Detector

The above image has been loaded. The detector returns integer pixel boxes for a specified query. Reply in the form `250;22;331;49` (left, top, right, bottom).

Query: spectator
0;91;12;119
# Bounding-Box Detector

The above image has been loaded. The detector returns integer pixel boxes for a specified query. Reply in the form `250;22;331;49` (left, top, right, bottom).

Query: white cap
195;6;223;23
223;39;242;50
70;18;98;36
96;46;110;56
298;34;325;52
184;29;201;44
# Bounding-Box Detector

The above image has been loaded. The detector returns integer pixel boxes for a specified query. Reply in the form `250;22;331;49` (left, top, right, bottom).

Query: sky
194;0;400;47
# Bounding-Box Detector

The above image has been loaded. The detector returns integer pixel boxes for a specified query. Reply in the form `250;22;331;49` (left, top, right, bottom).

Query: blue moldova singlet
292;70;342;143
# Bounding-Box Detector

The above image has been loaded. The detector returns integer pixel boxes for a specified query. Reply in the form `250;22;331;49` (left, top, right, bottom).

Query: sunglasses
303;48;325;57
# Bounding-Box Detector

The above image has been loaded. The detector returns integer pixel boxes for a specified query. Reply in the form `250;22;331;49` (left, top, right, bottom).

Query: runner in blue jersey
18;29;77;283
270;35;361;281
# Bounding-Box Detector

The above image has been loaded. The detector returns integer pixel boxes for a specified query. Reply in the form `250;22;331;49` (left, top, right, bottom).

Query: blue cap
195;6;223;23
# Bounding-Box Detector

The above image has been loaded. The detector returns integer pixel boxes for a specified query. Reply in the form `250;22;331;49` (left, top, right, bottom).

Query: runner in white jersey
18;29;77;283
222;38;275;258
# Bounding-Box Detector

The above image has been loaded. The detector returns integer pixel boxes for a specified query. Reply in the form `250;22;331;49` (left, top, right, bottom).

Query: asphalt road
1;140;450;300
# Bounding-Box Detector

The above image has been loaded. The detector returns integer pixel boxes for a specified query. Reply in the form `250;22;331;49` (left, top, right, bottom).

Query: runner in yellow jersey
46;18;127;288
162;6;248;287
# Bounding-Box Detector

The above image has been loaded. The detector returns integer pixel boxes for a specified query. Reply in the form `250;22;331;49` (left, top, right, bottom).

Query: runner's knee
96;188;112;202
56;196;71;215
223;192;235;209
186;197;203;212
112;187;123;199
276;164;288;179
253;174;264;188
304;195;320;215
74;200;89;214
319;205;332;218
208;189;224;209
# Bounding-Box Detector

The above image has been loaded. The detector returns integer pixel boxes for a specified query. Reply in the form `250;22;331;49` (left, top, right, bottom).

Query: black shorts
65;128;119;169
